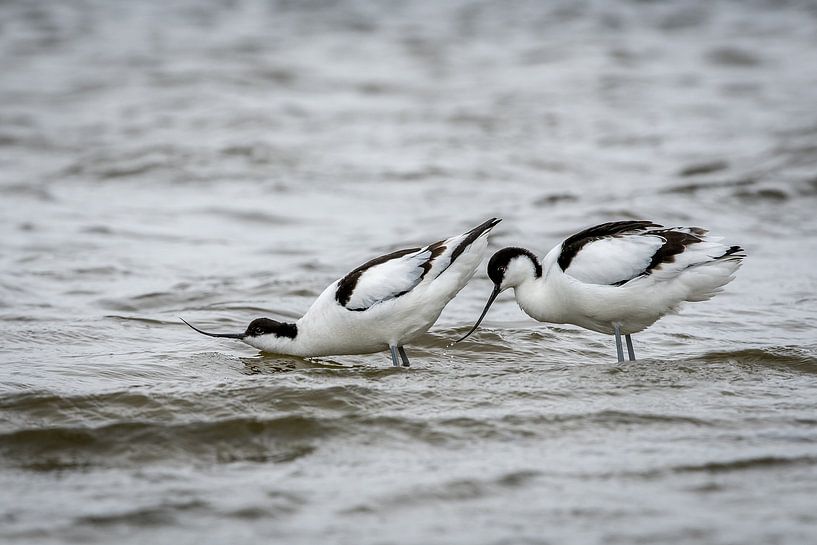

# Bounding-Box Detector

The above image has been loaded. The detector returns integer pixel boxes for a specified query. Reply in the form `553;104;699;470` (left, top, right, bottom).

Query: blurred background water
2;0;817;543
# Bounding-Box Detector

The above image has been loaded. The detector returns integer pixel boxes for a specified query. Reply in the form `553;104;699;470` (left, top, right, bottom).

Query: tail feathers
719;245;746;261
680;247;744;302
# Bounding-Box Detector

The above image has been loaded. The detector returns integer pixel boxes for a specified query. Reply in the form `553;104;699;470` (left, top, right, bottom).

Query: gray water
2;1;817;543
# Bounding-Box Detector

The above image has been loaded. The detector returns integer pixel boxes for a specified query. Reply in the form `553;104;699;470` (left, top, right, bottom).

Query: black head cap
487;247;542;285
244;318;298;339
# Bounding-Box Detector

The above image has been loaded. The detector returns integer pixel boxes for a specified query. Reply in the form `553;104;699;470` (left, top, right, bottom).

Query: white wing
565;235;666;285
559;221;713;286
337;247;435;311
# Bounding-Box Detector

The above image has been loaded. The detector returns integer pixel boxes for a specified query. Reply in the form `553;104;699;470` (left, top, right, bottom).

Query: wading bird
183;218;501;367
457;221;744;361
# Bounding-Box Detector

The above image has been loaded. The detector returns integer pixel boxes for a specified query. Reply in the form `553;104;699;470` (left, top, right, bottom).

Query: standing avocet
183;218;501;367
457;220;745;361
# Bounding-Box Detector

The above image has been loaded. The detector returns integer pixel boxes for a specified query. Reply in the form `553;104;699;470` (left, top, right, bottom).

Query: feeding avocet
457;220;745;361
183;218;501;367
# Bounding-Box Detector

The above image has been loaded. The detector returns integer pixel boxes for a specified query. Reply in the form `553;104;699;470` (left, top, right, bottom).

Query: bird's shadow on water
238;353;347;375
237;353;416;377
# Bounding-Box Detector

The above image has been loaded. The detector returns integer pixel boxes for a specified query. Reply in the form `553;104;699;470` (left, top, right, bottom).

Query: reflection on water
2;0;817;543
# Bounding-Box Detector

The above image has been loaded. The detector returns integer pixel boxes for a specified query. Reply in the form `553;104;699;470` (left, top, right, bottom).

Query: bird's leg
613;324;625;363
398;346;410;368
625;334;636;361
389;345;400;367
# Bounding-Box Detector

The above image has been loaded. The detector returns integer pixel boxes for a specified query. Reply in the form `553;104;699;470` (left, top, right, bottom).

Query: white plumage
183;218;501;367
458;221;745;361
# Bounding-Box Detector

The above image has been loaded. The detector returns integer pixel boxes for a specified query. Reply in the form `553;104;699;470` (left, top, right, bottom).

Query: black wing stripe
643;229;703;274
335;247;420;307
419;240;448;279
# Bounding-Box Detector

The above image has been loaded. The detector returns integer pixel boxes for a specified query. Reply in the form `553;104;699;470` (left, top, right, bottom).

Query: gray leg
389;345;400;367
398;346;410;368
625;334;636;361
613;324;625;363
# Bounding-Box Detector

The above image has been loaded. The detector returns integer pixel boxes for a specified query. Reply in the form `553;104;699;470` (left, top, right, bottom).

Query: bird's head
456;247;541;343
181;317;298;351
487;247;542;291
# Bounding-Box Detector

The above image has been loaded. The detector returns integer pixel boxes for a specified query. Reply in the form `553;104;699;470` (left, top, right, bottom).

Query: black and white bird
457;221;745;361
183;218;501;367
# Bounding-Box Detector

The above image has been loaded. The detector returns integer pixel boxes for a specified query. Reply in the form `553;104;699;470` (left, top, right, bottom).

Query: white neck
510;249;565;324
512;276;556;323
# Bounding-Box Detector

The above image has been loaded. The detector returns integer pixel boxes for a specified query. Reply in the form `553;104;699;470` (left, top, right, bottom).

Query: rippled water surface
2;1;817;543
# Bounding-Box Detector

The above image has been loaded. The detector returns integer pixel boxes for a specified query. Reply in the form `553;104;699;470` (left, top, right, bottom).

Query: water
2;0;817;543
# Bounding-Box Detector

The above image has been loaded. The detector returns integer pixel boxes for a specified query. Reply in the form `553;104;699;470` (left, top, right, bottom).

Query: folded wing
336;218;500;311
560;221;711;286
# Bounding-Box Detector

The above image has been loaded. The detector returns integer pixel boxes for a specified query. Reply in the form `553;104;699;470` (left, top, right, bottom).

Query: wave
671;455;817;474
699;347;817;374
0;393;723;472
0;416;321;471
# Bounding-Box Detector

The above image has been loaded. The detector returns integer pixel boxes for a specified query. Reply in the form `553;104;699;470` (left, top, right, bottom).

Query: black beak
180;318;245;339
455;284;501;343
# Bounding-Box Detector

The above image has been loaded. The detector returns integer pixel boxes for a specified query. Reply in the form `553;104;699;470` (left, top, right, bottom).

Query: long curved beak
180;318;245;339
455;284;501;343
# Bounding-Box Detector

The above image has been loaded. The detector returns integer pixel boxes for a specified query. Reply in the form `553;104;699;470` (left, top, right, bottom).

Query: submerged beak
180;318;245;339
455;284;501;343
